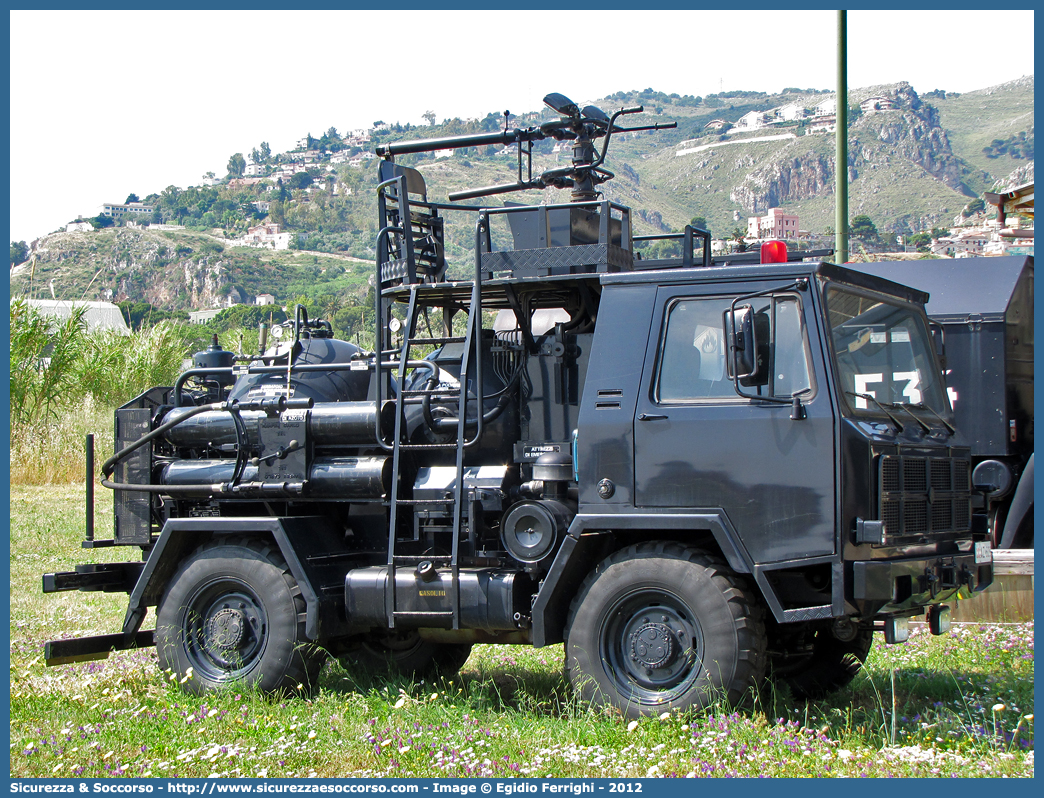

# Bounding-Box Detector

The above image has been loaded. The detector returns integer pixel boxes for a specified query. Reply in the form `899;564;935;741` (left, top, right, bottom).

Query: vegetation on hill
931;75;1034;196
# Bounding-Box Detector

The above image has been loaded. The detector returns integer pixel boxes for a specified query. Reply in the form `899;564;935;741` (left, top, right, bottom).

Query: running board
44;630;155;666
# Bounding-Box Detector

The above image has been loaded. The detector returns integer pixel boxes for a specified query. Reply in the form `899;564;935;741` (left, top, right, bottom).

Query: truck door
633;286;836;563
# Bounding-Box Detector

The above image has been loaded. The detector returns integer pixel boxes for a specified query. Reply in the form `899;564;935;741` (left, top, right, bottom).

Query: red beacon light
760;240;788;264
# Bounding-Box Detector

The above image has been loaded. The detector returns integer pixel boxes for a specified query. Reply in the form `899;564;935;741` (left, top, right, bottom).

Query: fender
121;516;354;642
531;510;757;646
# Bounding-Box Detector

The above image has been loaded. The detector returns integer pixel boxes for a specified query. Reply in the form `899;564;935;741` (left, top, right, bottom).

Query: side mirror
725;305;769;387
732;305;757;380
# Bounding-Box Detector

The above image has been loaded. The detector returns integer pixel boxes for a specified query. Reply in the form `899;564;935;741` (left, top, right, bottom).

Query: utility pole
835;10;849;264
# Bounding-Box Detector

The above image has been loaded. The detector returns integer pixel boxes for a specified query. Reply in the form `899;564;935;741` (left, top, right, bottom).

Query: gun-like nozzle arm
448;181;544;202
375;127;548;158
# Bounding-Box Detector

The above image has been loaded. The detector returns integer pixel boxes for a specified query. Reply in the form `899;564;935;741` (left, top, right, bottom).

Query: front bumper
853;552;992;615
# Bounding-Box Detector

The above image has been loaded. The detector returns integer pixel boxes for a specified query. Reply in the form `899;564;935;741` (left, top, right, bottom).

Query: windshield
825;285;950;419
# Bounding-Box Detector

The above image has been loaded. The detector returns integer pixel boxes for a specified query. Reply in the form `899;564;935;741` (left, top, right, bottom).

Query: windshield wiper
845;391;904;432
891;402;932;434
902;402;956;435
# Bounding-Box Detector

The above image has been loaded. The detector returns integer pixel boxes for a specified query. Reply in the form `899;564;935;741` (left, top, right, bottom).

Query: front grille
931;459;951;489
904;459;927;492
931;501;952;530
877;455;971;540
882;458;900;492
905;498;928;533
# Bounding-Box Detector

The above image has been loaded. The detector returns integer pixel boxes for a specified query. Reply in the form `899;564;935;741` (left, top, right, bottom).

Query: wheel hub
206;607;247;651
603;596;705;704
629;622;675;669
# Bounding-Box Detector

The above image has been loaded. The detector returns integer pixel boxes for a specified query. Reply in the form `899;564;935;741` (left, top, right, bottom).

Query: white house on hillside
860;96;897;113
736;111;770;130
814;97;836;116
99;201;154;220
239;223;291;250
776;103;807;121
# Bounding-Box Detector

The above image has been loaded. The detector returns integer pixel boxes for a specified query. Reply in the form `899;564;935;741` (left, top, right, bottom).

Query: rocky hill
10;227;373;313
12;78;1032;313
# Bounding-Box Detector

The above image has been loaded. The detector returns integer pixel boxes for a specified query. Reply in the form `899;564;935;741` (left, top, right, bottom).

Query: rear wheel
339;630;472;679
564;542;766;718
156;537;325;695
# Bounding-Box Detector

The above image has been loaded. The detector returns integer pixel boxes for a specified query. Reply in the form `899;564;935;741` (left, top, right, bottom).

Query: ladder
374;213;487;631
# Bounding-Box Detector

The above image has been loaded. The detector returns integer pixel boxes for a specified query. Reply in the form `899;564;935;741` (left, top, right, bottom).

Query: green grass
9;485;1034;778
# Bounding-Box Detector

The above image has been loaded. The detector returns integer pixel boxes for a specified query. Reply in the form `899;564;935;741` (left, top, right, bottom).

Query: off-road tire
564;541;766;719
156;537;325;696
773;626;873;699
339;631;472;679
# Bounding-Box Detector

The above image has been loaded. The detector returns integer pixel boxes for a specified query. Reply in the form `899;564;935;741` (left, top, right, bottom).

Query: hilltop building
99;201;154;221
747;208;800;240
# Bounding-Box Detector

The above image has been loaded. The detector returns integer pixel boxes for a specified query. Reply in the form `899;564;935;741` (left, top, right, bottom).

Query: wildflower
627;720;639;732
992;704;1006;713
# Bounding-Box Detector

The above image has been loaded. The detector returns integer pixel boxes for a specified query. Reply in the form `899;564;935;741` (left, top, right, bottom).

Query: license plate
974;541;992;564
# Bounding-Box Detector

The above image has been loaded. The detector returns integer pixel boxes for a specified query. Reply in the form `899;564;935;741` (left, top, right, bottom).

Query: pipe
835;10;849;264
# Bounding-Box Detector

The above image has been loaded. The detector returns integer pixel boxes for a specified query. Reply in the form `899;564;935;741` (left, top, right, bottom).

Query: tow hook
959;564;975;589
921;569;938;598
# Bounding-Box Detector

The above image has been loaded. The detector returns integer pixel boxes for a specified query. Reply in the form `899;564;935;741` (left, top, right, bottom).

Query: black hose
100;401;221;480
424;359;524;433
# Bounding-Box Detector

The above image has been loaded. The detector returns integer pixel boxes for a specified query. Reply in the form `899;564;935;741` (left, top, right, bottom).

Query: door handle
638;413;668;421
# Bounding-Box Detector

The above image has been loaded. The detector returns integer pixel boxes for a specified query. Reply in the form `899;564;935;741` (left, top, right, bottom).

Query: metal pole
835;10;849;264
85;433;95;542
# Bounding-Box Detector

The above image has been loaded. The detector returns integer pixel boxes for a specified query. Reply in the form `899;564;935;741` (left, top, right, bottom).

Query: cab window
657;295;812;402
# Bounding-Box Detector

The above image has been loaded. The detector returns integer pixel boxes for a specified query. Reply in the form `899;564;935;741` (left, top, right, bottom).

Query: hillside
931;75;1034;195
11;78;1032;313
10;228;374;313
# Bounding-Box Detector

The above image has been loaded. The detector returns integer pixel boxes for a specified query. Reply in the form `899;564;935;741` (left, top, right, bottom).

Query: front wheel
565;542;766;718
156;537;325;695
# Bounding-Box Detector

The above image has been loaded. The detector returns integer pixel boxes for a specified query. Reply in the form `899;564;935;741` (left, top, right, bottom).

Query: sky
8;9;1035;245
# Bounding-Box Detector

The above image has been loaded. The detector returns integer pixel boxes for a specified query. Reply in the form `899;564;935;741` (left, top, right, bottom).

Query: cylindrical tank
229;337;370;404
159;455;391;498
345;566;529;632
161;402;395;449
